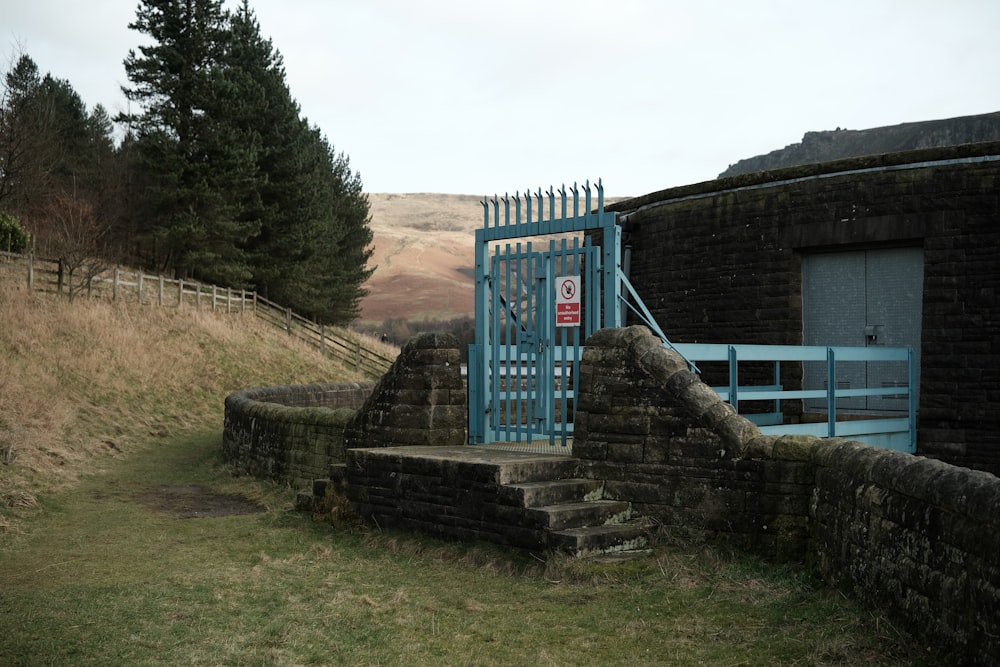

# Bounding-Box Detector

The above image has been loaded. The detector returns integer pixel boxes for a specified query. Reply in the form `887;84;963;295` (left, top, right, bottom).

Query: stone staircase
303;446;652;558
498;477;651;557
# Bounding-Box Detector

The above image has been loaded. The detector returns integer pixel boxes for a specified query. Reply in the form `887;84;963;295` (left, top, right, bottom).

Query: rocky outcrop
719;111;1000;177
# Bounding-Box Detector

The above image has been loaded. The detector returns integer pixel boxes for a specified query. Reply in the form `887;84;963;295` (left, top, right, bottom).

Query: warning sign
556;275;581;327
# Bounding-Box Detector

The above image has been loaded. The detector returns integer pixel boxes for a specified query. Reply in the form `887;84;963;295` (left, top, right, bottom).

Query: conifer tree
120;0;259;284
224;2;373;324
1;54;121;257
119;0;373;322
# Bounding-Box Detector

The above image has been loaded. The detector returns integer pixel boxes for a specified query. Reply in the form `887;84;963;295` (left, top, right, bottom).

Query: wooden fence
0;251;395;378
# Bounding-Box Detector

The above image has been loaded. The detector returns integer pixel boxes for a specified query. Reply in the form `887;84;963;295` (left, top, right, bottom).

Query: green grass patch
0;431;946;666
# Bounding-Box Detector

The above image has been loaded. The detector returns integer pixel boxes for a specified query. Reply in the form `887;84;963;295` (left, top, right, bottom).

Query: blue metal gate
468;181;621;446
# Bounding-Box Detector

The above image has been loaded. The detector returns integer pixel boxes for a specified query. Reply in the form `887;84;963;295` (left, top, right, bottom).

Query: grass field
0;287;947;665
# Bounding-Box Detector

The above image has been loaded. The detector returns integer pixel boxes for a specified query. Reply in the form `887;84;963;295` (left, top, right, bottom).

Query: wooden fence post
27;254;33;290
196;284;201;310
137;272;144;304
212;285;217;312
179;279;184;307
355;341;361;370
226;288;232;314
320;324;326;354
285;308;291;333
113;268;120;301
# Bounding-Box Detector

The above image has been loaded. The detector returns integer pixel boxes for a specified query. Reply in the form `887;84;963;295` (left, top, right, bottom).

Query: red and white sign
556;275;581;327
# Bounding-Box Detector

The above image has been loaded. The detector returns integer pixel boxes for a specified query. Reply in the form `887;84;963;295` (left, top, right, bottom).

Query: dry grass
0;285;364;526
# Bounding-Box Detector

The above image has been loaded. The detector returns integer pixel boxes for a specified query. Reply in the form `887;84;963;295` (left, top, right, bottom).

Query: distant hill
719;111;1000;177
360;193;482;326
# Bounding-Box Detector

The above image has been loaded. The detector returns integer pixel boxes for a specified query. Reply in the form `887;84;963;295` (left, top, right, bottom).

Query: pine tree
1;54;121;259
225;2;373;324
0;55;48;213
120;0;259;284
118;0;373;321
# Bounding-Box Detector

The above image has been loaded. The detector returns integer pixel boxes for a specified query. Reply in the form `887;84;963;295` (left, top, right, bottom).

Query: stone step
490;456;581;485
548;520;652;558
347;446;580;485
526;500;633;531
498;478;604;508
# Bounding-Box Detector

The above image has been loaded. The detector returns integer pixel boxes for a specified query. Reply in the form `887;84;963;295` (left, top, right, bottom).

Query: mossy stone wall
576;326;1000;663
223;382;374;488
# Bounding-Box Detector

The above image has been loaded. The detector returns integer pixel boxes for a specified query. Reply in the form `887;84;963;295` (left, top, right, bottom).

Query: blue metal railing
618;276;916;453
671;343;917;453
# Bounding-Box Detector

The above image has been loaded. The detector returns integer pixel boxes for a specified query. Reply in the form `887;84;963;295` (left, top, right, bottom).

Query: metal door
468;182;620;446
802;247;923;413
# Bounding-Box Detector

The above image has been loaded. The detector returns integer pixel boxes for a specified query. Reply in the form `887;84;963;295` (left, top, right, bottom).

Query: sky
4;0;1000;197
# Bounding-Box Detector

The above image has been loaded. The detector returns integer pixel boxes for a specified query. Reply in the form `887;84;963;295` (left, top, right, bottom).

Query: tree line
0;0;373;325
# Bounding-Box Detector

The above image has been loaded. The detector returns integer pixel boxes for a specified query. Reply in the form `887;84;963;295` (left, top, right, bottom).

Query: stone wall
223;332;467;489
577;326;1000;664
608;142;1000;474
343;332;466;448
223;381;374;488
574;326;810;560
809;439;1000;662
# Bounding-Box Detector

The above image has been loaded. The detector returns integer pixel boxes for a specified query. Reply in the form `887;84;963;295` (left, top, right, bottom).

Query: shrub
0;212;30;254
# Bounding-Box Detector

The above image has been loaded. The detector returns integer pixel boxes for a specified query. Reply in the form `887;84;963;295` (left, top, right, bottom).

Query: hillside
360;193;482;326
719;111;1000;177
0;287;368;530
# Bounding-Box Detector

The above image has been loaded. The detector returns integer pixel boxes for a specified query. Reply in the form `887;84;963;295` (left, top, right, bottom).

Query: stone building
609;141;1000;474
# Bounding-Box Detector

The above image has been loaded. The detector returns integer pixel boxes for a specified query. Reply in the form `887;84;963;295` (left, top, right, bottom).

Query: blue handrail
671;342;917;453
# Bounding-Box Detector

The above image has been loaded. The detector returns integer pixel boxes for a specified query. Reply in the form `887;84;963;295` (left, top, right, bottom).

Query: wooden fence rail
0;251;395;377
253;294;395;378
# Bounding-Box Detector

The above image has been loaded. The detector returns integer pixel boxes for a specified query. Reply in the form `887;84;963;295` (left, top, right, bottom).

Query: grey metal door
802;247;923;413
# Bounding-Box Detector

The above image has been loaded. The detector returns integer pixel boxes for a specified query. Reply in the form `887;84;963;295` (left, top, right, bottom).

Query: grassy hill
0;286;367;530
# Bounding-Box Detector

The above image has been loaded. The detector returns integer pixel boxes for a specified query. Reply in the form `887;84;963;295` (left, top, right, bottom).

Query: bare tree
35;193;110;301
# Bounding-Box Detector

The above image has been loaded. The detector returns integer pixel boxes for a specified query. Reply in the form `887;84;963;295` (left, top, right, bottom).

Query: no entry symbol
556;275;581;327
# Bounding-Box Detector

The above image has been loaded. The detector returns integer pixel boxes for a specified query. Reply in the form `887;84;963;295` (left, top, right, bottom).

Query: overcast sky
4;0;1000;196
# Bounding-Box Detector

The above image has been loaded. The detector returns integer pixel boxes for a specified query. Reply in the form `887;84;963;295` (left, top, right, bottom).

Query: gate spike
493;194;500;227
